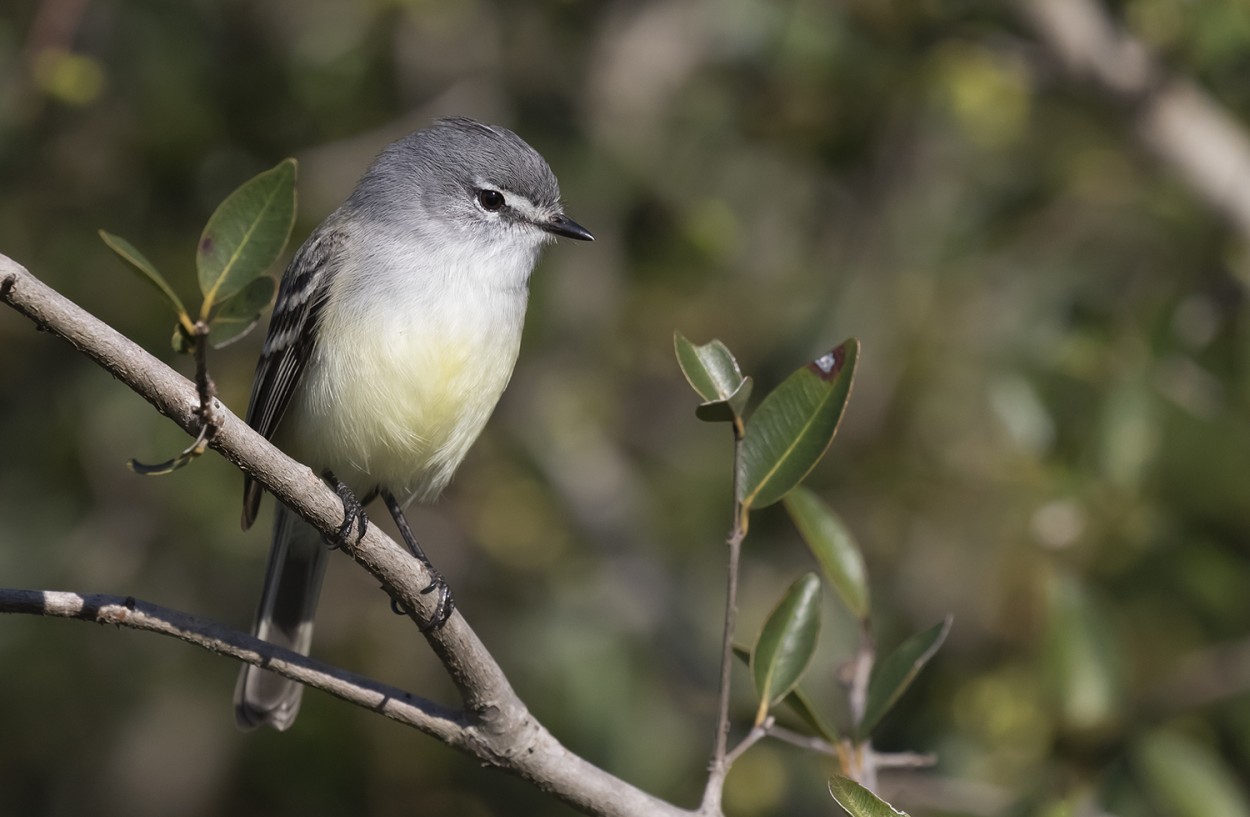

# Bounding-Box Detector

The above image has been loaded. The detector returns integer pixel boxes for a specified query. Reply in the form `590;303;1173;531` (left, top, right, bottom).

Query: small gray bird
235;117;593;731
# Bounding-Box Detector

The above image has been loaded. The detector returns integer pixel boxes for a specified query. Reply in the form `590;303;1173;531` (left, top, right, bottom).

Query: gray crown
349;117;562;219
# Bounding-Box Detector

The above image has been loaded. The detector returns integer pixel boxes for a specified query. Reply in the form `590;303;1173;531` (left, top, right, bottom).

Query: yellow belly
285;320;522;502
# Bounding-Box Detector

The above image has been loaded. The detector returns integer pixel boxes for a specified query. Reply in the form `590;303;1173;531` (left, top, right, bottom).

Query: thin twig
872;750;938;770
844;619;877;787
700;417;748;816
724;717;771;767
191;320;221;440
847;619;875;729
766;724;837;756
129;322;220;473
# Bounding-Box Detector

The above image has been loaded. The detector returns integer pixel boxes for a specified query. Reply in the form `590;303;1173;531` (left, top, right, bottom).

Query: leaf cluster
676;334;950;815
99;160;296;473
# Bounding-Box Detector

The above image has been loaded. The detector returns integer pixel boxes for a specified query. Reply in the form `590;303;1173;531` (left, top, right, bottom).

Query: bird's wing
241;227;345;528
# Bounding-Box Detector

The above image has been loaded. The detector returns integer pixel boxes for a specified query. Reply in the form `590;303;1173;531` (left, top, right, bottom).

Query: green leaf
738;339;858;509
859;615;951;737
1134;730;1250;817
674;332;746;402
99;230;188;318
209;274;276;348
674;331;753;422
828;776;911;817
1043;572;1122;733
197;158;296;311
784;487;870;621
751;573;822;724
697;379;753;423
733;643;839;742
785;685;841;743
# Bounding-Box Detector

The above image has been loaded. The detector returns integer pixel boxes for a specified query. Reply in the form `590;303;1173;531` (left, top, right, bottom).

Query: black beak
543;213;595;241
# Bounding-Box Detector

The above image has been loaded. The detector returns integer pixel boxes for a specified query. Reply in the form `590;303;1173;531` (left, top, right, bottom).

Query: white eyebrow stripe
506;194;545;220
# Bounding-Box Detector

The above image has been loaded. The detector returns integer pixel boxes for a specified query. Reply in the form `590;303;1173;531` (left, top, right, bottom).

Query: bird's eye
477;189;505;212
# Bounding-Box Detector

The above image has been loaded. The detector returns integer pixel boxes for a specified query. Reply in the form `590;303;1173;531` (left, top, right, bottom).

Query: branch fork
0;255;687;817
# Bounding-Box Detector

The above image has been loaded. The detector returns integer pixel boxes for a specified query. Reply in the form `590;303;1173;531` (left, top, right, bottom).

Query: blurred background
2;1;1249;815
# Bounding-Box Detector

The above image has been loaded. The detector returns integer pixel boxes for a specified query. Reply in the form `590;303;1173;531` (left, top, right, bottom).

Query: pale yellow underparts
282;252;530;505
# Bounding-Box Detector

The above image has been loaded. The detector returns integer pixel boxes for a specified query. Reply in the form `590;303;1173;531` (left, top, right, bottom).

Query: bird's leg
321;471;372;550
381;489;455;631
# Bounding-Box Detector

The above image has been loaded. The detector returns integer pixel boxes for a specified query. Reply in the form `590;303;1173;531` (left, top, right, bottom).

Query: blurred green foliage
2;1;1249;816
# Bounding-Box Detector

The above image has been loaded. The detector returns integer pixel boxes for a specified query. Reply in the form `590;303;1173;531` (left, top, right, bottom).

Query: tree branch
0;254;692;817
1146;636;1250;712
0;589;465;737
1017;0;1250;241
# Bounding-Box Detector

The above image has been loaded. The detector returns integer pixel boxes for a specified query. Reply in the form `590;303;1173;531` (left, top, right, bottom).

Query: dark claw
387;577;455;629
322;471;369;549
417;577;455;631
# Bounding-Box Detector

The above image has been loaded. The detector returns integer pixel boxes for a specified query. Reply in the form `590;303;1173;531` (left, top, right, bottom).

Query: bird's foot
388;572;455;630
418;574;455;631
322;470;368;549
378;489;455;630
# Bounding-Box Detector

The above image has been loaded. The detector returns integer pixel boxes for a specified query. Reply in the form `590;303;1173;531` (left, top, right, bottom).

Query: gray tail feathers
234;505;328;731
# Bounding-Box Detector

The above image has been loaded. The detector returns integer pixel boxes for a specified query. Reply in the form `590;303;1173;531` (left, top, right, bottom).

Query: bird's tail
234;504;328;731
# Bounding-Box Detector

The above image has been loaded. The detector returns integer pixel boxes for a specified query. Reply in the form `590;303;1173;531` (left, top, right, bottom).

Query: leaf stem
126;321;220;474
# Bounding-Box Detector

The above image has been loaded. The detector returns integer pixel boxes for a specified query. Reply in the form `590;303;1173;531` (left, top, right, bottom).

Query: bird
234;117;593;731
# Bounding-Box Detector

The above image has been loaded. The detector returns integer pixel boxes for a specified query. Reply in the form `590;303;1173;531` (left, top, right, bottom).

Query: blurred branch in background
1018;0;1250;240
1149;636;1250;713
